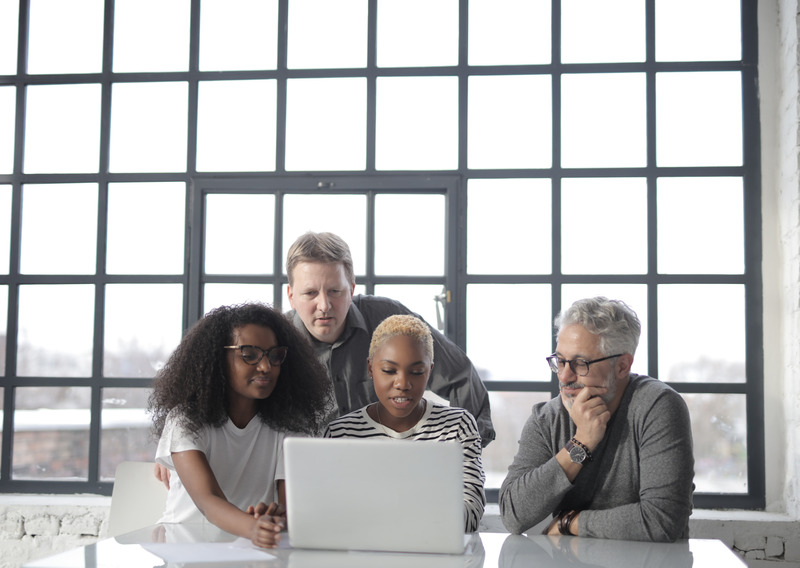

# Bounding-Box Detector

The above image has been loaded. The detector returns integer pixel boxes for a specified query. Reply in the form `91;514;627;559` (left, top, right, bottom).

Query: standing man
499;297;693;541
285;231;495;447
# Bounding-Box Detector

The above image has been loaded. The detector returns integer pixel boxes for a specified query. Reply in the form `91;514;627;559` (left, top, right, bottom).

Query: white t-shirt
155;410;288;524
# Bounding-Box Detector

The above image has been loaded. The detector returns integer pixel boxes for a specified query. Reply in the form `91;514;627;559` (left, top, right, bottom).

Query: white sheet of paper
141;540;276;563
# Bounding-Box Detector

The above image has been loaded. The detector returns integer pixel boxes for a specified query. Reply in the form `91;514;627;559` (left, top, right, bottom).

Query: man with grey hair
499;297;694;542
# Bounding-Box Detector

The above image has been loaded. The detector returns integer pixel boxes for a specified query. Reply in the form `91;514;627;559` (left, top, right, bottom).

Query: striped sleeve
445;407;486;533
416;406;486;532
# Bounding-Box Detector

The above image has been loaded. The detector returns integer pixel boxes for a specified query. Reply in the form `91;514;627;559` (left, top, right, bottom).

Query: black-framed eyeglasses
224;345;288;366
546;353;623;377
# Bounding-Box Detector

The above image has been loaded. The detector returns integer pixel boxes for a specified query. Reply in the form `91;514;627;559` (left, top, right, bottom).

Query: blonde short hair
369;315;434;362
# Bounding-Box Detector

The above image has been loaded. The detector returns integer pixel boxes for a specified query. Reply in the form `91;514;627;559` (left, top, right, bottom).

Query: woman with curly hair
323;314;486;532
149;302;331;548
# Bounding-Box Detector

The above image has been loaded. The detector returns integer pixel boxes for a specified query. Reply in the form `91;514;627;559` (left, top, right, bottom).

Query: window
0;0;761;508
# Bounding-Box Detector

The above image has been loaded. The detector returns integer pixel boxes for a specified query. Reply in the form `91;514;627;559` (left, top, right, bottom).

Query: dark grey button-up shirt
287;294;495;446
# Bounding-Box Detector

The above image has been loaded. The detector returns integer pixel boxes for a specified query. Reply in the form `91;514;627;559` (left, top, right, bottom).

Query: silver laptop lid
284;437;465;554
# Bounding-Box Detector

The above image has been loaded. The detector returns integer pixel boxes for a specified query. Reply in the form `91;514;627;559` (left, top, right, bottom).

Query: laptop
283;437;468;555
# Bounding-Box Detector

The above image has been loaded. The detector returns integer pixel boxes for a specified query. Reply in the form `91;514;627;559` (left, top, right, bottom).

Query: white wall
764;0;800;518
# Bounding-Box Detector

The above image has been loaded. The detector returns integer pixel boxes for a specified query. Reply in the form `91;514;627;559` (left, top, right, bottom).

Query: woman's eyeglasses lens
239;345;288;366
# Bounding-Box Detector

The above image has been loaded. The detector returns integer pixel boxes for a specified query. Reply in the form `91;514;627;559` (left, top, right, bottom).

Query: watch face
569;444;587;463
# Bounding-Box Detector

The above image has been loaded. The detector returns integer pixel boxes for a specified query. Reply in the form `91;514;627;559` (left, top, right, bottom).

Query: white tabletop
24;524;746;568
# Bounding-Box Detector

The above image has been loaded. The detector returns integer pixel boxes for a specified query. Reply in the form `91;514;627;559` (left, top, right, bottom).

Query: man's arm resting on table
499;408;575;535
499;455;575;534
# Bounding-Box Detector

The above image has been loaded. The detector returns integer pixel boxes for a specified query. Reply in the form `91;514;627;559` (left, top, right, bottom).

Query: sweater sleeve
458;410;487;532
498;402;573;534
579;388;695;542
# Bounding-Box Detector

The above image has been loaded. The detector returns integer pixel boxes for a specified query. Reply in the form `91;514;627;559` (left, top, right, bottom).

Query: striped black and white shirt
323;402;486;532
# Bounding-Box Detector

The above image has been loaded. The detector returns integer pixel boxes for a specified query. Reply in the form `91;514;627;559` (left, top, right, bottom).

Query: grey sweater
499;374;694;542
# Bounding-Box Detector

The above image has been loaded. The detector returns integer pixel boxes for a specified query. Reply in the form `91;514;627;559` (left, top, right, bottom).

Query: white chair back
107;461;168;537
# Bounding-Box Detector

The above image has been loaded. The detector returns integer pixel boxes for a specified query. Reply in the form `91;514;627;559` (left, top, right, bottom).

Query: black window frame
0;0;763;509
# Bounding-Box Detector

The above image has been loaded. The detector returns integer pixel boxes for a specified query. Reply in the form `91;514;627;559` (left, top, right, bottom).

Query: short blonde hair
369;315;434;362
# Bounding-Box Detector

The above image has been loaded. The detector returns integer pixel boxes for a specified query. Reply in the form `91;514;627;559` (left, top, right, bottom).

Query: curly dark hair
149;302;331;440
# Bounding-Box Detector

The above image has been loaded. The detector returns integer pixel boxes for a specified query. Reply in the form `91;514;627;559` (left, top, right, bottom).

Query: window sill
0;493;111;507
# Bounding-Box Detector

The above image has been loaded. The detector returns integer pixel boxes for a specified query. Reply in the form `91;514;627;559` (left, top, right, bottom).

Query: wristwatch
565;437;593;463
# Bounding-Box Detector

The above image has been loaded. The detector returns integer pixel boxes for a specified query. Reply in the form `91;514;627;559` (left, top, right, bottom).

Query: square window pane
21;183;98;275
104;284;183;378
658;177;744;274
375;284;446;333
656;0;741;62
373;284;442;330
282;194;368;277
561;0;644;63
204;283;274;315
14;387;91;480
561;178;647;274
100;387;156;480
684;393;747;493
285;78;366;171
468;75;552;169
467;179;552;275
107;182;186;275
0;185;9;274
482;391;553;488
467;284;552;381
468;0;550;66
204;194;275;275
113;0;190;72
561;73;646;168
197;80;277;172
657;72;743;167
0;0;19;74
109;82;189;173
377;0;457;68
23;84;101;174
561;284;649;375
0;285;6;375
376;77;458;170
199;0;279;71
288;0;367;69
375;194;444;276
0;86;14;174
27;0;103;74
658;284;746;383
18;285;95;377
